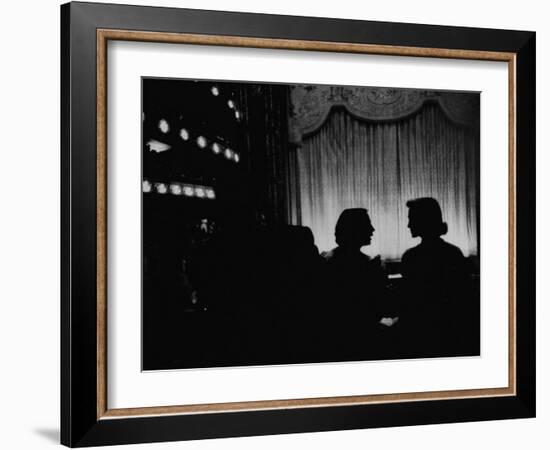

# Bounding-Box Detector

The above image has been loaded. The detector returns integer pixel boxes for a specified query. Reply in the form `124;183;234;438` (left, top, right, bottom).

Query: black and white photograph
141;78;481;370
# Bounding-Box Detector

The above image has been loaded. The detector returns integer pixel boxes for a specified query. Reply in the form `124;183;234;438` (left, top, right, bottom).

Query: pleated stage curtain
296;104;479;260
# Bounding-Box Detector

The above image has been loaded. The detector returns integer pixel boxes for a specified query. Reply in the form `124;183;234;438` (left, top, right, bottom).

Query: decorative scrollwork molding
289;85;479;144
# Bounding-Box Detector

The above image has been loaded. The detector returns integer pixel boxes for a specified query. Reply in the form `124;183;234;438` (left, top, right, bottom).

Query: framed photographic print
61;1;536;447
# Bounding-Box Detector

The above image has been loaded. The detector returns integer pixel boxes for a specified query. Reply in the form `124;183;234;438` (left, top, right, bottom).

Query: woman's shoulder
321;247;373;264
402;239;464;261
401;243;422;261
439;239;465;258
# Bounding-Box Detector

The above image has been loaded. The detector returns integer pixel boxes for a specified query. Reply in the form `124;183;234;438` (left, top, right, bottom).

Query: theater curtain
296;104;479;260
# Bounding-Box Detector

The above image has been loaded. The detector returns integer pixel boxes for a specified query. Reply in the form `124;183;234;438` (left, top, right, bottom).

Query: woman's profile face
407;210;421;238
351;212;375;246
364;215;375;245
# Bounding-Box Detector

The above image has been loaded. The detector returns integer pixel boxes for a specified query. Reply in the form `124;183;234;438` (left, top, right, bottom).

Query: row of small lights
155;119;240;163
210;85;242;120
143;180;216;200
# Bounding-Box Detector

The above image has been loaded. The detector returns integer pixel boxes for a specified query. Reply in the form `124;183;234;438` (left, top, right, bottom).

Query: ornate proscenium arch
288;85;480;144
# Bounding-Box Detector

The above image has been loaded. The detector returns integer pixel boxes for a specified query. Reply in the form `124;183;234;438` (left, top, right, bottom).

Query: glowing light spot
212;142;221;154
147;139;171;153
179;128;189;141
170;184;182;195
197;136;207;148
235;111;240;120
227;100;235;109
211;86;219;96
142;180;152;193
183;185;195;197
195;187;206;198
155;183;167;194
158;119;169;133
224;148;234;160
205;188;216;199
233;153;240;163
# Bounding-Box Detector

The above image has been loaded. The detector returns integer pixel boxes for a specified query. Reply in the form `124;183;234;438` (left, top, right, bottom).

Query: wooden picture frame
61;1;535;446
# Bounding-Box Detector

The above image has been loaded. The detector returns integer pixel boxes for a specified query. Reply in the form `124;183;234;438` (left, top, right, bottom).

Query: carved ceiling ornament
288;85;479;144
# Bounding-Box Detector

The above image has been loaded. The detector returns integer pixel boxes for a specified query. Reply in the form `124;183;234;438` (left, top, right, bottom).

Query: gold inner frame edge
95;29;517;420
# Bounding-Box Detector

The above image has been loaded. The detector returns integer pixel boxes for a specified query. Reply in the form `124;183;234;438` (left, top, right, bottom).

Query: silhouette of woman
400;197;470;356
322;208;385;359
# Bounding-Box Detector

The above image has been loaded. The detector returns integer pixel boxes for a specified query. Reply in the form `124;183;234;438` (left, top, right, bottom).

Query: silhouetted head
335;208;375;249
406;197;448;238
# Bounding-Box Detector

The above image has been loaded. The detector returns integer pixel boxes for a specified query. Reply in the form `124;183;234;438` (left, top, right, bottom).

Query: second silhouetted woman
400;197;472;357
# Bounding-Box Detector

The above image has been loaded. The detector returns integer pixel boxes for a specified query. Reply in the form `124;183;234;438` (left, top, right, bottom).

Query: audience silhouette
148;200;478;369
400;197;472;356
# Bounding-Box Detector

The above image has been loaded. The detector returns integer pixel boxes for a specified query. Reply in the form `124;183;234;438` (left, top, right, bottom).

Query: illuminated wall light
227;99;235;109
170;183;183;195
155;183;168;194
235;111;241;120
224;148;234;160
211;86;219;96
233;153;240;163
158;119;170;133
183;185;195;197
179;128;189;141
145;181;218;198
212;142;221;154
147;139;171;153
196;136;207;148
